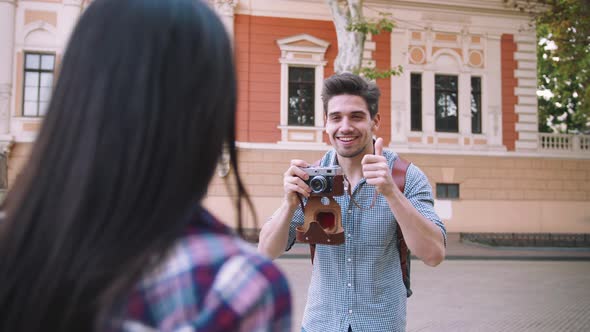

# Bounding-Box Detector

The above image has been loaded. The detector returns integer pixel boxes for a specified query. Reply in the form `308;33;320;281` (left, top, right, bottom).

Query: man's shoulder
383;149;399;164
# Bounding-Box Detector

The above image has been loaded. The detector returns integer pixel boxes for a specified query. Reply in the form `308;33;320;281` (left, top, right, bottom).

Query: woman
0;0;291;331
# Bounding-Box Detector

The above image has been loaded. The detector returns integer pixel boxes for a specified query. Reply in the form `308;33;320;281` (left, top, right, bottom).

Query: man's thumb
374;137;384;156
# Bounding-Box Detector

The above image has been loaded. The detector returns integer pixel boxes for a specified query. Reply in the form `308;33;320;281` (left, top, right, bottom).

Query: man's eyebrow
350;110;368;115
327;110;367;116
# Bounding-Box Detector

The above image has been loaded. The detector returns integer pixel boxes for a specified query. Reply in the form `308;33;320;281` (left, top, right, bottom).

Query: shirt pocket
357;211;395;247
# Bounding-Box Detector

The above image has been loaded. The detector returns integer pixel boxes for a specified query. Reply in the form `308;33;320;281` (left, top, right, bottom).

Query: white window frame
406;50;487;147
277;34;329;144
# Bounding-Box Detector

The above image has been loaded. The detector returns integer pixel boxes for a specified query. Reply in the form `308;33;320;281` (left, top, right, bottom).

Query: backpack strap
392;157;413;297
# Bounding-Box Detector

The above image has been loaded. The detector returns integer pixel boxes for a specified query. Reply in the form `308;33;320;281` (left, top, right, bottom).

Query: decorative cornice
502;0;547;14
63;0;84;7
212;0;237;16
0;84;10;95
277;34;330;53
0;138;14;157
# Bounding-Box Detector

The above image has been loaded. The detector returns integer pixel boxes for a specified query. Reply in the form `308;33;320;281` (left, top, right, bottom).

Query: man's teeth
339;137;355;142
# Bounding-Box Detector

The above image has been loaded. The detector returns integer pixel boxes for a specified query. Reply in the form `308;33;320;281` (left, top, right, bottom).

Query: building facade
0;0;589;234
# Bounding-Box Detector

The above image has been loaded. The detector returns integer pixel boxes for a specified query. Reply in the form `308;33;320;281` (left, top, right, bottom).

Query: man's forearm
385;189;445;266
257;200;297;259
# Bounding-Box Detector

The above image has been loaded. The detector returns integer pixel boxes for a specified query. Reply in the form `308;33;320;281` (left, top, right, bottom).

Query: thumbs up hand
362;137;396;196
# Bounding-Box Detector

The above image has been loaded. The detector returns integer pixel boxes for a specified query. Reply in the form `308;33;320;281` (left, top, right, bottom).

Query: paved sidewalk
283;233;590;260
276;259;590;332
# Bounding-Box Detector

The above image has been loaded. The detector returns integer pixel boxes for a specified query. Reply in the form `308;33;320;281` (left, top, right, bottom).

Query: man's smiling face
325;94;380;159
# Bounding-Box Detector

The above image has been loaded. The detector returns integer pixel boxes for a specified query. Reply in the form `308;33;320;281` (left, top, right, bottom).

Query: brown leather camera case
295;196;345;245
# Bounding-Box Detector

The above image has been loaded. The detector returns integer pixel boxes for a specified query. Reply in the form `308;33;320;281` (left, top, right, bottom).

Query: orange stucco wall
372;32;391;145
234;14;391;144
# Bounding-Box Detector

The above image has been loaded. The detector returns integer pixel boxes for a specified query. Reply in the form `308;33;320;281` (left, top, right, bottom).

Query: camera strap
343;175;378;210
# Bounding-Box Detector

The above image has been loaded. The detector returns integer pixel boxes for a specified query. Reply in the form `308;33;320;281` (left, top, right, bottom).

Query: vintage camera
302;166;345;196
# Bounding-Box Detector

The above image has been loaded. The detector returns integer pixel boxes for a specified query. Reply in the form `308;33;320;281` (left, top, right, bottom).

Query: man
258;73;446;332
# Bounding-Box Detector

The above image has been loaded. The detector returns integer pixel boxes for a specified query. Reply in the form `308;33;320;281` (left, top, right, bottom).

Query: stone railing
539;133;590;154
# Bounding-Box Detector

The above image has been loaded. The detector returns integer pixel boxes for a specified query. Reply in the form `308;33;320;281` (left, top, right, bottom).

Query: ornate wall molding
63;0;84;7
212;0;237;16
0;84;11;135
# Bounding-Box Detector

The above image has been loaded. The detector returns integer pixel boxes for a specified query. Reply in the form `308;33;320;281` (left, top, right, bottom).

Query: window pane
25;72;40;87
23;101;38;116
40;73;54;87
41;55;55;70
448;184;459;199
435;75;458;132
25;54;40;70
471;77;482;134
39;87;52;102
39;102;50;116
410;73;422;131
436;184;447;199
288;67;315;126
437;183;460;199
24;86;39;101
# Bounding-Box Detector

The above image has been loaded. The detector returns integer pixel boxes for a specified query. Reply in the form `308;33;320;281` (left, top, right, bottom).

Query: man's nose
340;117;353;131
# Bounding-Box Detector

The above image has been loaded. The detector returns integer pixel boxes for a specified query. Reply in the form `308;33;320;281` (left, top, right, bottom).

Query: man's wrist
383;183;403;201
282;197;299;214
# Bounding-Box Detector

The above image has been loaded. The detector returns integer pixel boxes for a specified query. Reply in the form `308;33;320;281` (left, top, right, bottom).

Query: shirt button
347;233;352;238
347;210;352;214
347;258;352;262
348;283;352;287
349;309;353;314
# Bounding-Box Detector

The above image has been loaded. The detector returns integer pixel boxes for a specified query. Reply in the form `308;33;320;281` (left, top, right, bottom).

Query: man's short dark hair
321;72;381;118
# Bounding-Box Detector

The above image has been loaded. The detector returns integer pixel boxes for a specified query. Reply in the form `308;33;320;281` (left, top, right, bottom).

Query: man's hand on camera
284;159;312;208
361;137;396;196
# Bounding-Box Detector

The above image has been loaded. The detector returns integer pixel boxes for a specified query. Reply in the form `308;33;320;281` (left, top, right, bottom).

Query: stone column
458;72;472;140
212;0;238;41
0;0;16;141
422;70;435;138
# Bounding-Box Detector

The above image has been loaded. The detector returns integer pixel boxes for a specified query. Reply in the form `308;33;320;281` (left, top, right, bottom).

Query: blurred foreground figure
0;0;291;331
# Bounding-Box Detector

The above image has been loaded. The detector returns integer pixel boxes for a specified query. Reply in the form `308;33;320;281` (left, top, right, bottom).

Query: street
275;259;590;332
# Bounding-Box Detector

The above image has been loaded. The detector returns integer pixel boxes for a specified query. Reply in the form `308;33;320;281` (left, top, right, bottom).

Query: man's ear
372;113;381;131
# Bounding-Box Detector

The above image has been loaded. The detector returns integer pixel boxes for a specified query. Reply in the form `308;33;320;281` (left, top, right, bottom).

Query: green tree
535;0;590;133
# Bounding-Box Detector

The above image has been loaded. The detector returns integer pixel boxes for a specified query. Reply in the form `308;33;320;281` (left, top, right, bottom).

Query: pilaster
61;0;84;44
211;0;238;40
0;0;16;136
390;28;408;146
513;31;539;151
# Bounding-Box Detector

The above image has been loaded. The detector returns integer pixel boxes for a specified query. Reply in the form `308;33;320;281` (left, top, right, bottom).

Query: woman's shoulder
124;216;291;331
139;220;285;291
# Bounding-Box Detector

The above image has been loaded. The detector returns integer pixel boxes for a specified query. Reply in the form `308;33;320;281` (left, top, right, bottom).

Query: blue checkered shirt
286;149;446;332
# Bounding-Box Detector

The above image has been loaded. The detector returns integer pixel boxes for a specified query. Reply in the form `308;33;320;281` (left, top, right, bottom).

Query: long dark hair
0;0;251;330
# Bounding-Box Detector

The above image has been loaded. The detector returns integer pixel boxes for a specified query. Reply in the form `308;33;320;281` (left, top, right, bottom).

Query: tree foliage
535;0;590;133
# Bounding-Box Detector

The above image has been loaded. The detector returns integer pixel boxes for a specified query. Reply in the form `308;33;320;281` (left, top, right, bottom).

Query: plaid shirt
286;149;446;332
115;208;292;332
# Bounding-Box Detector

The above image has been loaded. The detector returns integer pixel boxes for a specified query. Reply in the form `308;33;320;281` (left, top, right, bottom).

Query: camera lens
309;176;327;194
